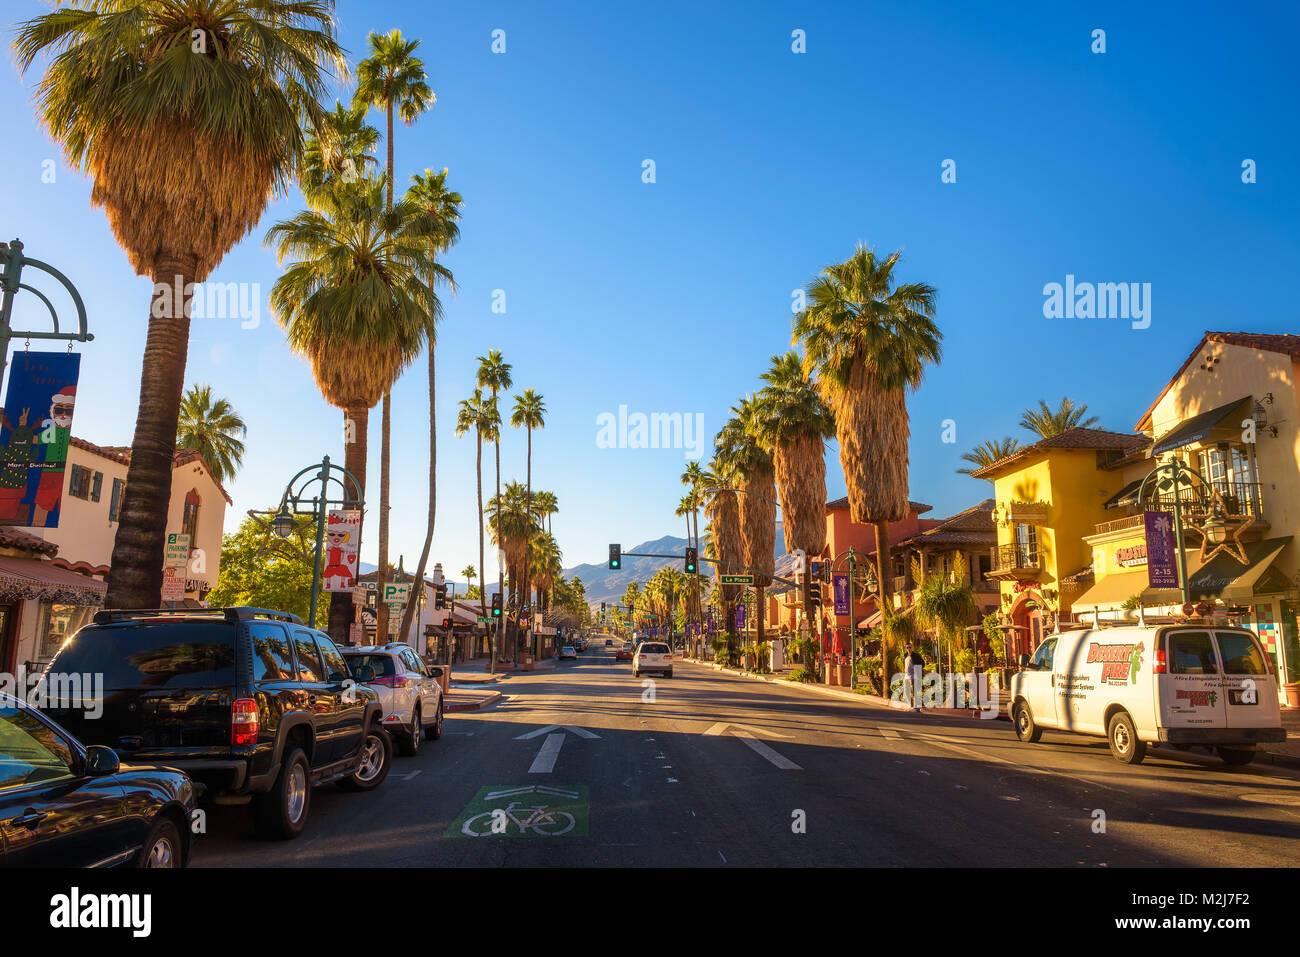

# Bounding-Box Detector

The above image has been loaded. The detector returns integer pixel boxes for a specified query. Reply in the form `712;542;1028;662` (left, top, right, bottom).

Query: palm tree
476;351;513;657
793;244;941;625
354;28;434;636
455;389;499;665
533;490;559;535
511;388;546;627
912;554;978;675
397;168;464;641
15;0;345;608
300;100;379;208
487;482;538;633
266;177;434;638
176;385;247;486
957;437;1020;476
527;532;562;612
680;461;706;635
1019;398;1099;438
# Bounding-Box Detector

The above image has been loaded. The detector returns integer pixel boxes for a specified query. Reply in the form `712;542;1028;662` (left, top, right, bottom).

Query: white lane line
528;732;566;773
393;770;422;781
906;730;1122;794
738;734;802;770
878;728;902;740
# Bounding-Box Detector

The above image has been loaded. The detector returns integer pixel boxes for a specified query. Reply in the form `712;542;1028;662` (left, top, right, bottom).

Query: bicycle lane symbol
447;785;589;839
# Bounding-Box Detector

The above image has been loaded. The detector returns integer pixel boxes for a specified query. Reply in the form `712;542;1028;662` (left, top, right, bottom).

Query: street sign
161;567;184;602
164;533;190;569
477;616;493;624
349;622;363;643
382;582;412;606
721;574;753;585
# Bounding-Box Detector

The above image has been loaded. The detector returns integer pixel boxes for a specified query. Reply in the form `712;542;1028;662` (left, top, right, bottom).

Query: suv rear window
639;643;669;654
1216;631;1268;675
341;653;397;677
1168;631;1219;674
47;621;237;690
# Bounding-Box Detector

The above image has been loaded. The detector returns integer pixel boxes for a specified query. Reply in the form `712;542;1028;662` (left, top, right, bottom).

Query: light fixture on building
864;562;879;594
1201;502;1229;546
272;503;295;539
1252;402;1268;429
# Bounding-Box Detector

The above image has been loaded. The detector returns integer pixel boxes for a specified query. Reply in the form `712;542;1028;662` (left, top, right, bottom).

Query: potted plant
1282;604;1300;708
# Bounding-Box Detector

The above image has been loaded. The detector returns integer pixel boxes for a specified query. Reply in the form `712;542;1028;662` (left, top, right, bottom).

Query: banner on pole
1144;511;1179;589
0;351;81;527
833;573;850;616
323;509;361;592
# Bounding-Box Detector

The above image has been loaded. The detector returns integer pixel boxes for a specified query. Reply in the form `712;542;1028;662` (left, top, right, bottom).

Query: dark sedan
0;693;196;867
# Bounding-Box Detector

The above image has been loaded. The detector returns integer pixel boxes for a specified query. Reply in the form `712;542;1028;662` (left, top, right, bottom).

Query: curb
445;691;503;713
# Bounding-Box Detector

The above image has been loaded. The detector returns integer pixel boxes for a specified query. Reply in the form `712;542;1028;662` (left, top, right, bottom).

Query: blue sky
2;0;1297;582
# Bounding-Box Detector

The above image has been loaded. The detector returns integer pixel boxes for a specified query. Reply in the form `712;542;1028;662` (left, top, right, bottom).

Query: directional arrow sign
514;725;601;773
702;722;801;770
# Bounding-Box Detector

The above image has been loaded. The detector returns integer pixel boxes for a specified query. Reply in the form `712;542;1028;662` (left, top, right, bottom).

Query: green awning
1185;537;1291;602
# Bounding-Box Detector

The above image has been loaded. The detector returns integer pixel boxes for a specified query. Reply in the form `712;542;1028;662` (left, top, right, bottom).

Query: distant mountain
565;526;787;605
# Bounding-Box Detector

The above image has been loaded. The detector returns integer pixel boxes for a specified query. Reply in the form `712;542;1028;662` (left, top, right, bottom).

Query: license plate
1229;690;1258;705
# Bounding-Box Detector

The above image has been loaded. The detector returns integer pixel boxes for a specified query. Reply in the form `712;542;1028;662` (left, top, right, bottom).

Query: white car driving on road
341;644;444;757
633;641;673;678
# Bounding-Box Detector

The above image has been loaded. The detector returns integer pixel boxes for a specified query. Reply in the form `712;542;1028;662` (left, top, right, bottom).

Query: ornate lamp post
1137;457;1216;606
273;455;363;630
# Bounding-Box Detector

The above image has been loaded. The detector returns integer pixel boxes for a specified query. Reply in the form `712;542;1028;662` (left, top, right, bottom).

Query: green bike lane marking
446;785;590;838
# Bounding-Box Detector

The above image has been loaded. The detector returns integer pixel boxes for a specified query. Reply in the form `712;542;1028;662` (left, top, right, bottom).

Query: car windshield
341;654;397;677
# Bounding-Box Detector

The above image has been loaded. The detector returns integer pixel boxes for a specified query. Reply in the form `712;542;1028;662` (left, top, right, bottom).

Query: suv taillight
1154;647;1167;675
663;654;672;660
232;699;259;746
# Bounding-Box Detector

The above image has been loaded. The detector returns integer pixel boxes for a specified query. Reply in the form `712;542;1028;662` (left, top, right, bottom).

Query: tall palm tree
794;244;941;629
476;351;513;657
487;481;538;627
266;177;434;637
176;385;247;486
455;389;499;666
397;168;464;641
958;437;1020;476
354;28;434;636
533;490;559;535
511;388;546;630
1019;398;1099;438
528;532;562;612
705;473;743;645
15;0;345;608
300;100;379;208
460;564;477;598
680;460;706;634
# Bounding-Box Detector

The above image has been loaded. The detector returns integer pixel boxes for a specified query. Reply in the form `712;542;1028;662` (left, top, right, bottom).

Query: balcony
1093;481;1267;536
986;544;1041;582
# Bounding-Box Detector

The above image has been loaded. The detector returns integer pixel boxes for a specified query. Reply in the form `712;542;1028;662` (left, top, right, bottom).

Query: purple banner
735;604;745;630
1144;511;1179;589
833;573;850;616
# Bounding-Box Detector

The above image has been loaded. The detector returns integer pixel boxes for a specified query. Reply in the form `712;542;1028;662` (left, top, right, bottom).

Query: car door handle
10;810;47;829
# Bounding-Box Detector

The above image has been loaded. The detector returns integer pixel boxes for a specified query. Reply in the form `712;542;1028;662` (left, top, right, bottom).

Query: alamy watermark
596;405;705;458
152;275;260;329
889;667;999;718
1042;274;1150;330
3;667;103;718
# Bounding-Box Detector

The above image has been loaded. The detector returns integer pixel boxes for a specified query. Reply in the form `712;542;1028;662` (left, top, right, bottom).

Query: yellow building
1073;332;1300;695
971;428;1151;663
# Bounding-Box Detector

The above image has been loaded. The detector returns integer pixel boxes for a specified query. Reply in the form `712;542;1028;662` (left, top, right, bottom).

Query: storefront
0;555;106;671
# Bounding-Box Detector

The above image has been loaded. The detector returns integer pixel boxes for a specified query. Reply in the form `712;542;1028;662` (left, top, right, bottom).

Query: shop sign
1115;542;1148;568
1009;501;1049;525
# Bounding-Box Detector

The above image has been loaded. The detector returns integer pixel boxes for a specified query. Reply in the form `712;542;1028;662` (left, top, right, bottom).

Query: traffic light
442;616;452;630
807;584;823;611
434;585;446;609
491;593;502;618
684;546;697;574
608;544;621;570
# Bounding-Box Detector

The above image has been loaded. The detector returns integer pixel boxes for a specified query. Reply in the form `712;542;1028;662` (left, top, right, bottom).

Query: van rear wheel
1013;701;1042;743
1107;712;1146;764
1217;747;1256;767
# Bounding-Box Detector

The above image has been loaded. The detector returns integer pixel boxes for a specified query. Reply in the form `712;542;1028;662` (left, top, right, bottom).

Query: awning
858;610;883;629
0;557;107;606
1073;566;1190;610
1185;537;1290;602
1151;397;1251;455
1102;479;1143;510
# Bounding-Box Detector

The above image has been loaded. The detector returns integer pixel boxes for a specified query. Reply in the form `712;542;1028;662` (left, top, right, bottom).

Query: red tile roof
1134;331;1300;431
894;499;996;549
969;428;1149;479
826;497;932;514
0;526;58;557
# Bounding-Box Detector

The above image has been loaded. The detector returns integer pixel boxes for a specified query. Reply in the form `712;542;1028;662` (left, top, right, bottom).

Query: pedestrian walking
903;642;924;710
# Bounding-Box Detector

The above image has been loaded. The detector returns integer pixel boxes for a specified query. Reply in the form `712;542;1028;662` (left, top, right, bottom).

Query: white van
1010;624;1285;766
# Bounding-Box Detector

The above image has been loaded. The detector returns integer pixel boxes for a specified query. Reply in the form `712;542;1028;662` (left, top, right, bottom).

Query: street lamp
1202;502;1229;546
275;455;363;631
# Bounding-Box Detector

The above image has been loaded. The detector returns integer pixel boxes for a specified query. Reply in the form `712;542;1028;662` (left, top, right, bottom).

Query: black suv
41;607;392;840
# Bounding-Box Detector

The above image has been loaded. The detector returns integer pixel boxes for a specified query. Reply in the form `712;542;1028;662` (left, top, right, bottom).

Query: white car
342;644;444;757
1010;623;1284;766
559;645;577;660
633;641;673;678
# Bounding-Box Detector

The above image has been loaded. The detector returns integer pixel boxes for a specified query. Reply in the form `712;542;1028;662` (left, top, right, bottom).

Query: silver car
633;641;673;678
342;644;443;757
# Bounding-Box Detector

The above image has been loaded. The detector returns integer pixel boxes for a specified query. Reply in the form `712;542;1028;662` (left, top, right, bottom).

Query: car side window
0;706;76;791
1168;631;1219;675
401;649;425;675
1030;637;1057;670
250;622;294;680
292;631;325;681
315;635;350;683
1215;631;1268;675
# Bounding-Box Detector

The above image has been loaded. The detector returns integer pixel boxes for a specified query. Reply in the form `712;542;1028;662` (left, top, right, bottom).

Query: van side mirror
1018;653;1032;669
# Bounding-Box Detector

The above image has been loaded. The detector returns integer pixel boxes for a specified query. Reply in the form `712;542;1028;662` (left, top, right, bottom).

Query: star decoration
1197;493;1257;566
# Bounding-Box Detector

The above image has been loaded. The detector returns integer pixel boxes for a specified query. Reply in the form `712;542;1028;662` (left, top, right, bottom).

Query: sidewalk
685;657;1300;768
445;687;503;712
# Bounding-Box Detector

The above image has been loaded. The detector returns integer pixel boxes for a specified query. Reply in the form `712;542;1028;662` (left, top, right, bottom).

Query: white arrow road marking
393;770;423;781
529;732;567;773
703;723;801;769
515;724;600;740
701;722;791;739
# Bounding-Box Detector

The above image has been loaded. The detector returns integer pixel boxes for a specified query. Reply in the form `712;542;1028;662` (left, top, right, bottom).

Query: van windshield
1216;632;1268;675
1167;631;1218;675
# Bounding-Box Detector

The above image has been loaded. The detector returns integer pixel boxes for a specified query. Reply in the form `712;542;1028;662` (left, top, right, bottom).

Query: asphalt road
193;643;1300;866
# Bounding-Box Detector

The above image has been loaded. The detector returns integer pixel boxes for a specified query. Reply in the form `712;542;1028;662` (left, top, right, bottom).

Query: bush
786;666;818;683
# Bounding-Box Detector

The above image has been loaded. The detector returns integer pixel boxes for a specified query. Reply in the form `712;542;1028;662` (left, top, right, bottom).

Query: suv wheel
136;816;183;868
1107;711;1147;765
426;699;444;741
399;708;422;757
339;725;392;791
253;746;311;840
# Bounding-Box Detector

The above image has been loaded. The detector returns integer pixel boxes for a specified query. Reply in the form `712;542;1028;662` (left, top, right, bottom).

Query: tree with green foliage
207;509;317;622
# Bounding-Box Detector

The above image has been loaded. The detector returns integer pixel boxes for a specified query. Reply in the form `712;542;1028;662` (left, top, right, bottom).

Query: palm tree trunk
329;404;369;644
476;431;490;672
105;256;197;608
874;520;893;694
377;391;391;637
494;411;505;665
524;425;533;656
399;345;435;643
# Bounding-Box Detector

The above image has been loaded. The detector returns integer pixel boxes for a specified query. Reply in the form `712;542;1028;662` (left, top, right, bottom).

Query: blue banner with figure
0;352;81;527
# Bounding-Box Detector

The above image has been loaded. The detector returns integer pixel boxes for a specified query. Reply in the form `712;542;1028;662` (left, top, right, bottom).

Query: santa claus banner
0;352;80;527
322;509;361;592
